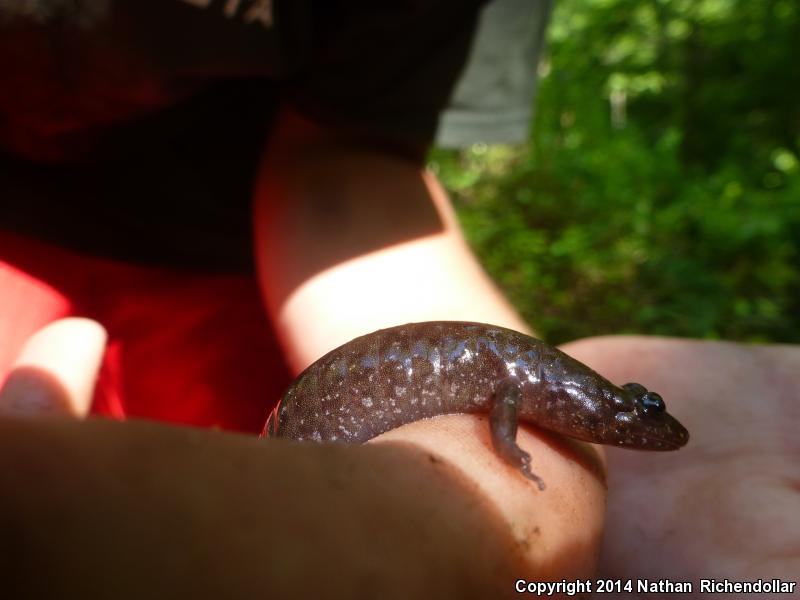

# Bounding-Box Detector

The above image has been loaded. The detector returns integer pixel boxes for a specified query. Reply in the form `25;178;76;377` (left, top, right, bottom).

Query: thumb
0;318;107;418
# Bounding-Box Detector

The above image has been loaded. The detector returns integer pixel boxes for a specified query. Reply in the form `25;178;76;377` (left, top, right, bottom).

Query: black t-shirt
0;0;540;270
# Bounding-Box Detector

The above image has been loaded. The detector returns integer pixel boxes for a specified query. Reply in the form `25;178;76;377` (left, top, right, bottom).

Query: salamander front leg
489;377;546;491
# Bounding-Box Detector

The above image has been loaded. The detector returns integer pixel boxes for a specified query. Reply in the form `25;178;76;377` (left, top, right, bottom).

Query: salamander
265;321;689;490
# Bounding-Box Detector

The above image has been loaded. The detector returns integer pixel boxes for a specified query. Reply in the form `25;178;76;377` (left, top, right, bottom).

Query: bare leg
489;377;545;490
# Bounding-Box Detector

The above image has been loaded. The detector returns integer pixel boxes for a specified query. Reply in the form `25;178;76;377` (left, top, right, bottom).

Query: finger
0;318;107;418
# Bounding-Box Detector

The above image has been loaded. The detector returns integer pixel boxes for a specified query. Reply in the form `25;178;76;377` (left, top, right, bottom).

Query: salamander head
608;382;689;450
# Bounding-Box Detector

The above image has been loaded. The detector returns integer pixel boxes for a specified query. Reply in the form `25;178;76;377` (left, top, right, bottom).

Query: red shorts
0;229;291;434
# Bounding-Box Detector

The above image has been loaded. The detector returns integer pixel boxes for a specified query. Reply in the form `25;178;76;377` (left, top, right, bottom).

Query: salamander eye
623;382;647;396
639;392;666;415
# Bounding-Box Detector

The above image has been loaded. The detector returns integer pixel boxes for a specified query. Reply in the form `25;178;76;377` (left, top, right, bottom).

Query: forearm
0;416;569;599
253;107;528;373
248;109;605;590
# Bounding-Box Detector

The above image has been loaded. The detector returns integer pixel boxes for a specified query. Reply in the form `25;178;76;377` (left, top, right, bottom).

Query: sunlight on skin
0;318;107;417
253;106;530;375
277;233;530;373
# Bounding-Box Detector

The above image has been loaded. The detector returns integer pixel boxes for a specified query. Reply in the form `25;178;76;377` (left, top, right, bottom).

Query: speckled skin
266;321;689;488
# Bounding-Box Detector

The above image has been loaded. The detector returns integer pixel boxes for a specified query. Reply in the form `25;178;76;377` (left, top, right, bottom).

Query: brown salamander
264;321;689;490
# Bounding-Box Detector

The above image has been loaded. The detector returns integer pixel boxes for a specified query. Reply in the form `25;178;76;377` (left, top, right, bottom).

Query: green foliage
431;0;800;344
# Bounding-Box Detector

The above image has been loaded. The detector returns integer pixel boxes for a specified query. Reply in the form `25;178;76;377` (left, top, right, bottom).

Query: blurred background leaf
430;0;800;344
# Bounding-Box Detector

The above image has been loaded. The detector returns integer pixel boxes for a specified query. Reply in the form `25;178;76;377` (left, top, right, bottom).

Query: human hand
0;317;107;417
373;412;609;592
564;336;800;596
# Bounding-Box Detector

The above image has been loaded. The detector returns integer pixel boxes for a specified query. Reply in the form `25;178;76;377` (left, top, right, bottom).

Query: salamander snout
616;382;689;450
